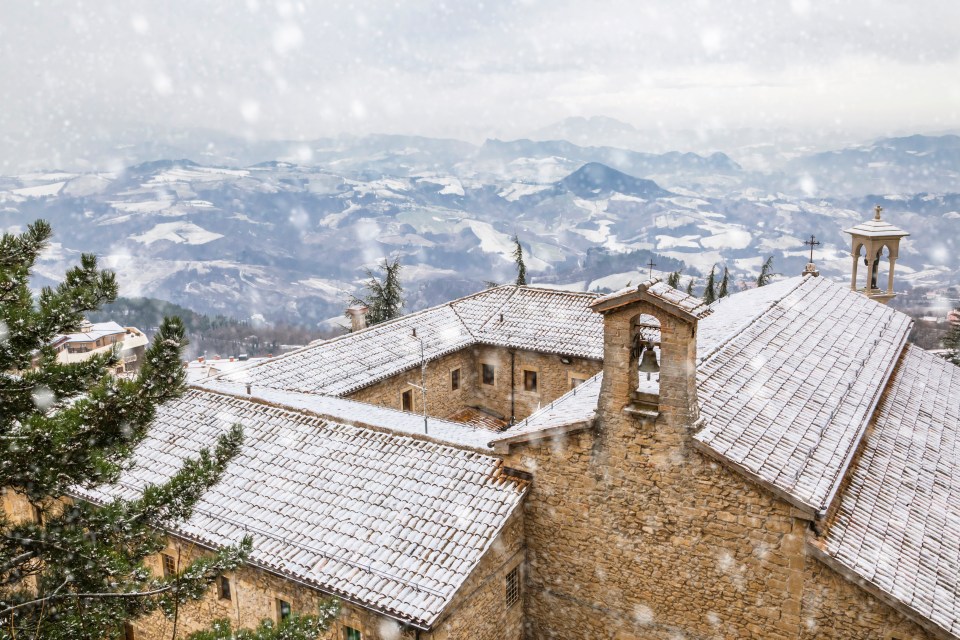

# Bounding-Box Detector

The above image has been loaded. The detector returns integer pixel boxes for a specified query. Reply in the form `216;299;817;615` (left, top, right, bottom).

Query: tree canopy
357;257;404;326
0;221;249;639
512;235;527;286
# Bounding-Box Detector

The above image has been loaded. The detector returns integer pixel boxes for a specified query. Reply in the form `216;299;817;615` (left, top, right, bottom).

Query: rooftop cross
646;258;656;279
804;234;821;264
874;204;883;220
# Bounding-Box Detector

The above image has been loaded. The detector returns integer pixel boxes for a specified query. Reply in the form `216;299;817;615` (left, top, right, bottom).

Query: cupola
843;205;909;305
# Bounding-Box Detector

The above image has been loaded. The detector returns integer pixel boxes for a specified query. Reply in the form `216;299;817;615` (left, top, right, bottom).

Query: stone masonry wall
430;509;525;640
347;345;601;424
801;555;937;640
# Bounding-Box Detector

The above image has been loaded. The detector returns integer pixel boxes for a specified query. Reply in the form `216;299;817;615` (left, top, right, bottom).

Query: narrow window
570;376;587;390
344;627;362;640
32;504;43;525
123;623;136;640
481;363;495;386
218;576;231;601
523;370;538;392
277;598;291;622
161;553;176;578
505;566;520;608
401;389;413;411
450;368;461;391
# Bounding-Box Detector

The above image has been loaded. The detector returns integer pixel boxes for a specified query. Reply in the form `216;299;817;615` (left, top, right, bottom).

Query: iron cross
804;235;821;263
646;258;656;279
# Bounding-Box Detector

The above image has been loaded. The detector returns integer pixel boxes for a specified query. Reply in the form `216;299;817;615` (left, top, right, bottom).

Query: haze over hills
2;129;958;327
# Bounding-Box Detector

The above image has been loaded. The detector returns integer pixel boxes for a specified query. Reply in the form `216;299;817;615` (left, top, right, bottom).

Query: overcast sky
2;0;959;155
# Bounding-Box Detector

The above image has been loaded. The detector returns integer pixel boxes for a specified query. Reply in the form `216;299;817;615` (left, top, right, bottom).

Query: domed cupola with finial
843;205;909;305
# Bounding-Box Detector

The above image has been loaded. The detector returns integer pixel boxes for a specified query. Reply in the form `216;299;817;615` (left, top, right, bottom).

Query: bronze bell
638;341;660;380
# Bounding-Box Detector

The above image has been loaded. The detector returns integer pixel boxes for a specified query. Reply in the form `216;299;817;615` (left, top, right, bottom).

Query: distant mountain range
2;132;958;326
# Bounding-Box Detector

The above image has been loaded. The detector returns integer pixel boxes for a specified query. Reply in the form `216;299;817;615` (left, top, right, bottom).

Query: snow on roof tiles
591;278;712;320
199;380;495;451
694;276;912;514
216;286;602;396
76;389;526;628
816;346;960;638
490;373;601;446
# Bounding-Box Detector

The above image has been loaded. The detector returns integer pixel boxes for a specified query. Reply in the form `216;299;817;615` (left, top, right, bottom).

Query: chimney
346;304;370;332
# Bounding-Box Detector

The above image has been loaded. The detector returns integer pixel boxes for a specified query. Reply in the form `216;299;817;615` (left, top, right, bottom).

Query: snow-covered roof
591;278;712;320
211;286;603;396
490;373;602;448
56;321;128;344
814;345;960;638
199;380;495;452
843;217;910;239
76;388;527;628
694;276;912;515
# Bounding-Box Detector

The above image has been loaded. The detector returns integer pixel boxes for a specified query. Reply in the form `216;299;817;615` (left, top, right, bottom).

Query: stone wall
430;509;525;640
801;555;937;640
128;538;407;640
347;345;601;424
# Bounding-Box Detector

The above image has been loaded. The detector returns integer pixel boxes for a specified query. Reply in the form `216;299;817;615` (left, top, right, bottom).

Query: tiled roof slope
694;276;912;515
490;373;602;446
76;389;527;628
591;279;712;320
214;286;602;395
472;287;603;359
815;346;960;638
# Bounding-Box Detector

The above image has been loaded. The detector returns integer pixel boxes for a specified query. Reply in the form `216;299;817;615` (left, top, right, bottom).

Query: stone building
9;209;958;638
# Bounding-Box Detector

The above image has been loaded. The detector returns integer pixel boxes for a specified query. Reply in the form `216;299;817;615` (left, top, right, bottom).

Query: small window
218;576;231;601
450;368;461;391
123;622;136;640
570;375;587;390
32;504;43;525
344;627;362;640
277;598;291;622
523;370;538;392
505;566;520;608
481;363;496;386
161;553;176;578
401;389;413;412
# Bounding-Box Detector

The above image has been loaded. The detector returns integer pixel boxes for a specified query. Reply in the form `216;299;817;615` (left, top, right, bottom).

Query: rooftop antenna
410;328;428;435
646;258;656;279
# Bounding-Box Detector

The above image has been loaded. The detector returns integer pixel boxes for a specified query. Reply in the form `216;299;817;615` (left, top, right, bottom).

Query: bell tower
843;205;909;305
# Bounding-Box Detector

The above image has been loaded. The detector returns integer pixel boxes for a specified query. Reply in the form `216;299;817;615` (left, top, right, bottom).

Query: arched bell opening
874;245;892;293
855;243;869;291
630;313;661;408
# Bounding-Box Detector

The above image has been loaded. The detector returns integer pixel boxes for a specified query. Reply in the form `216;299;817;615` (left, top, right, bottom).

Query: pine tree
944;314;960;367
359;257;404;326
757;256;777;287
685;278;696;296
0;221;250;640
512;235;527;286
718;266;730;298
703;266;717;304
667;270;682;289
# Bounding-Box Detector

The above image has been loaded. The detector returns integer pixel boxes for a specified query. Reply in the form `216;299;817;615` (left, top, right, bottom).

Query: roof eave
807;544;958;640
689;437;818;520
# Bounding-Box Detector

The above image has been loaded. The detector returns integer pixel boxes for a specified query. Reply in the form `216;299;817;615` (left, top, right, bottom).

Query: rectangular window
570;375;587;390
505;566;520;608
401;389;413;412
344;627;362;640
481;363;496;386
32;504;43;525
218;576;231;601
161;553;176;578
450;367;461;391
523;370;538;392
277;598;291;622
